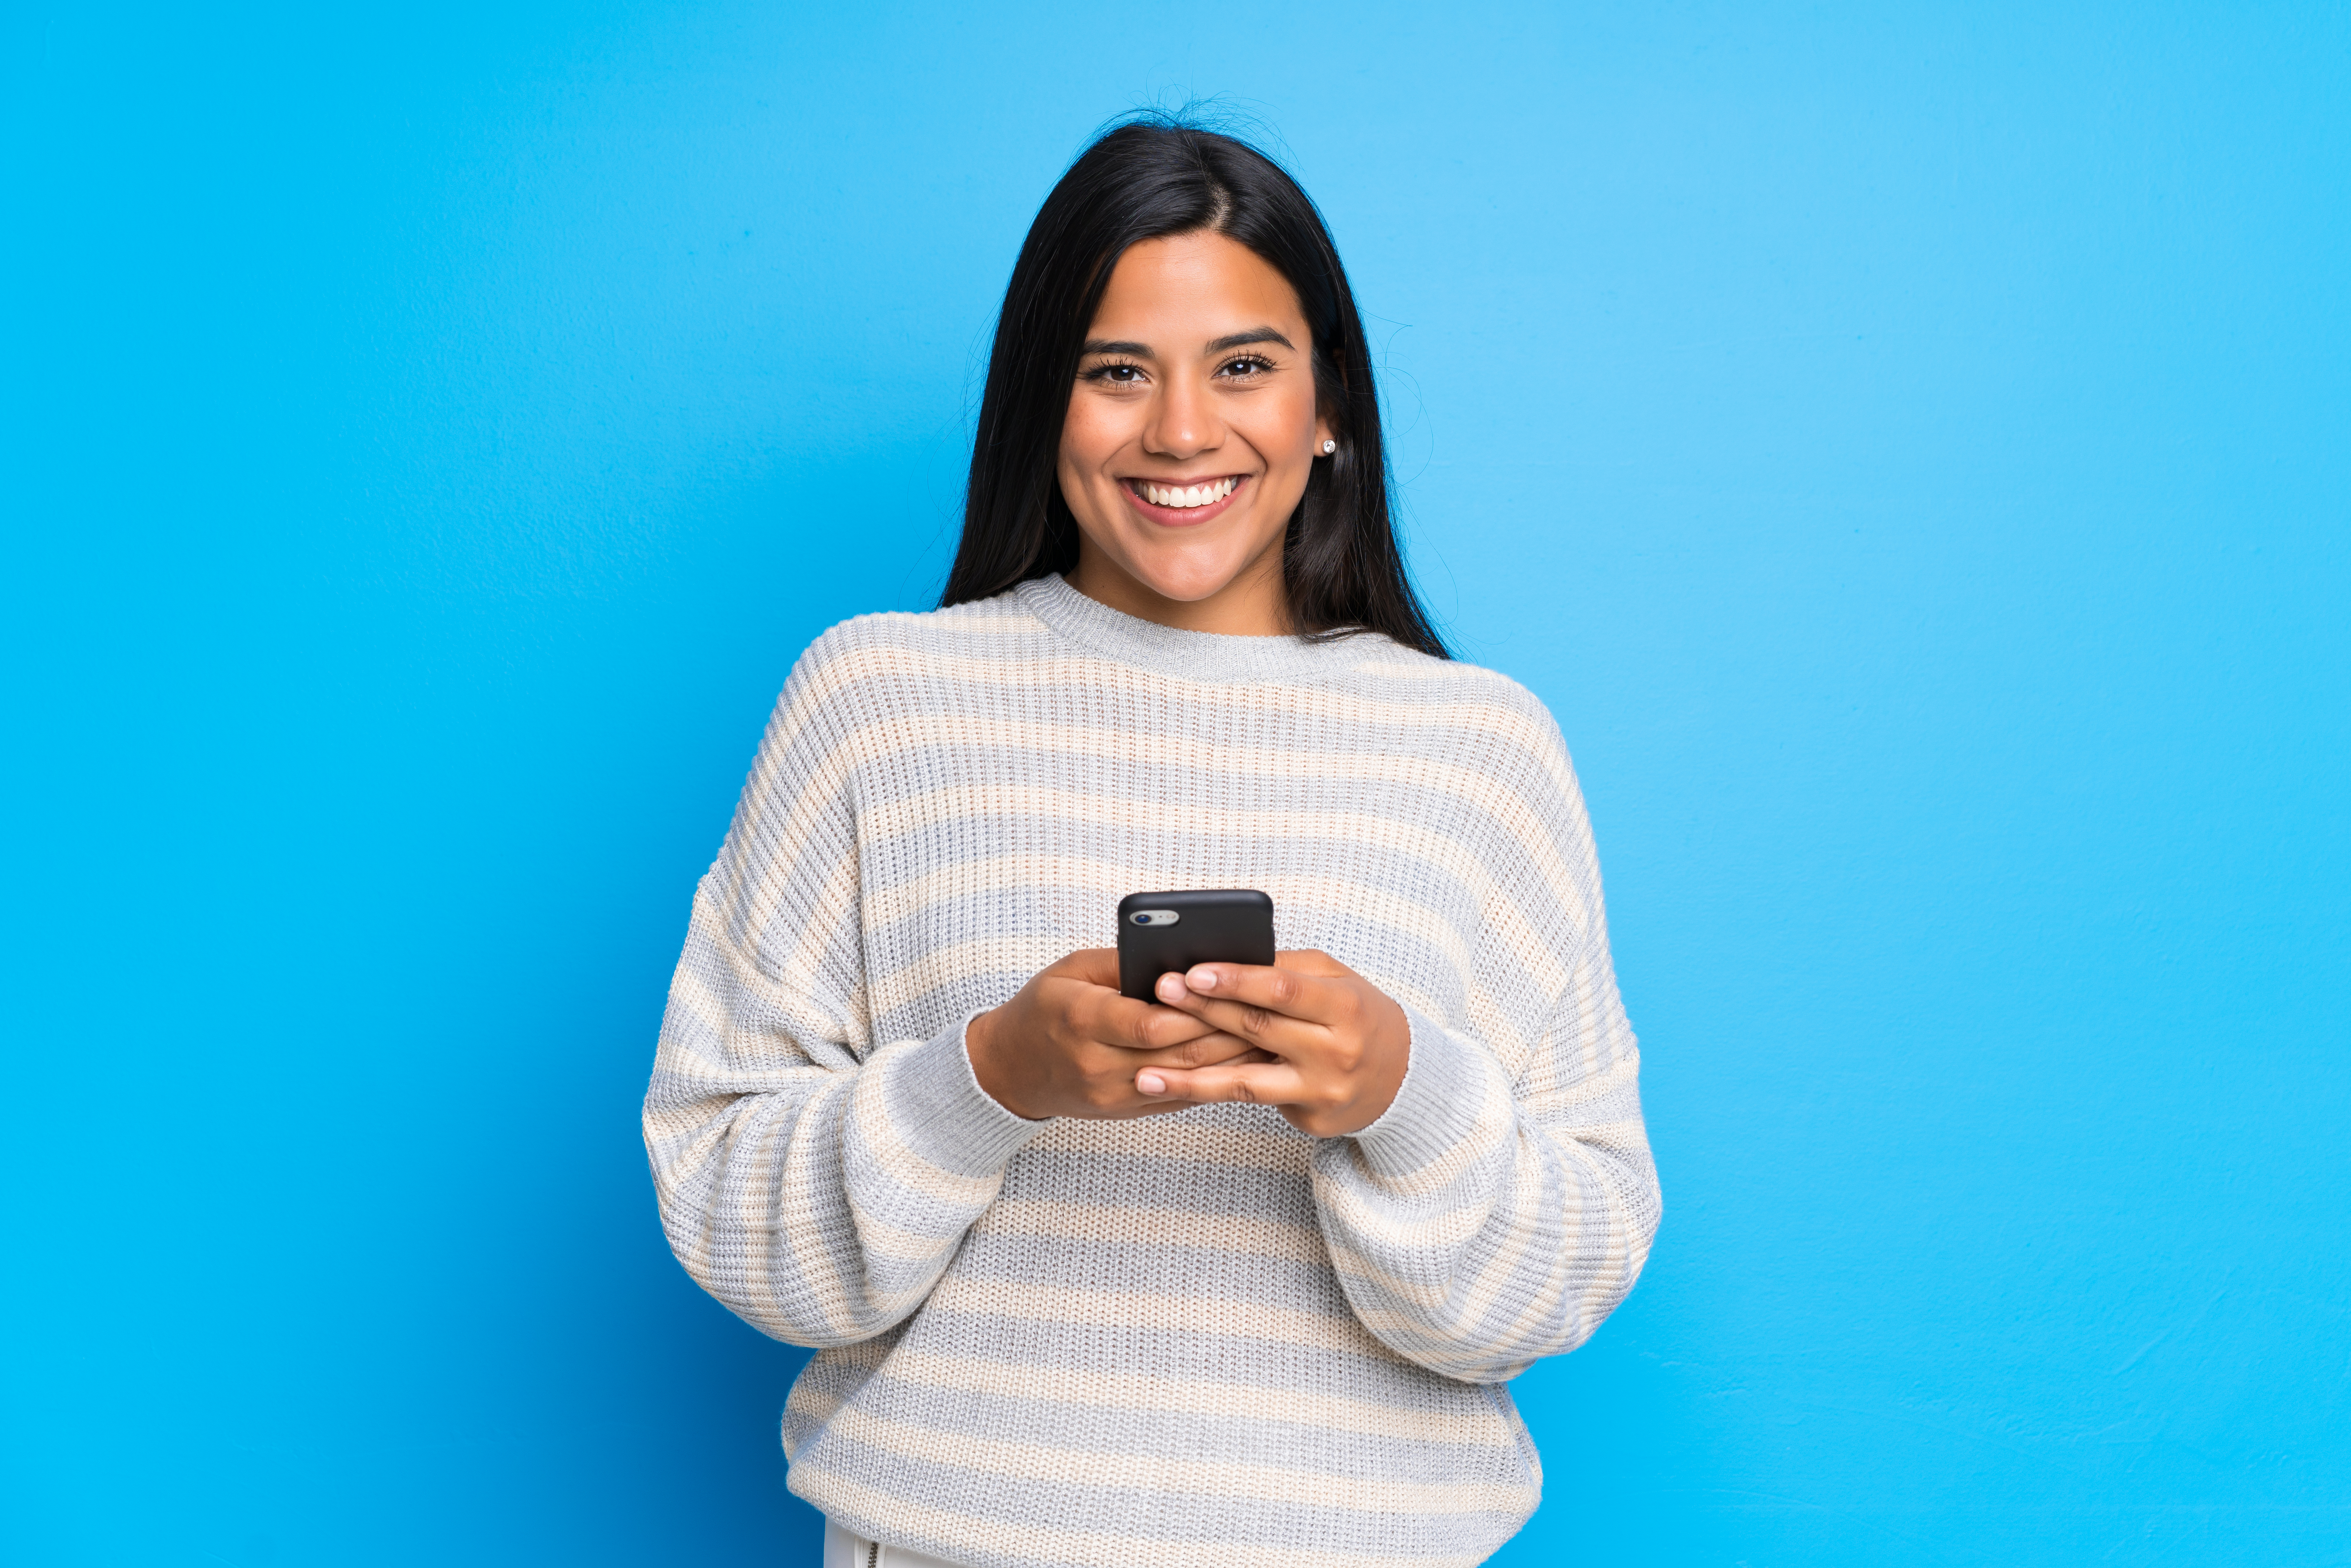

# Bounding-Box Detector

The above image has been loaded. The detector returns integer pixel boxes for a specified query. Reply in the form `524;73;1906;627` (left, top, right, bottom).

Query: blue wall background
6;4;2346;1564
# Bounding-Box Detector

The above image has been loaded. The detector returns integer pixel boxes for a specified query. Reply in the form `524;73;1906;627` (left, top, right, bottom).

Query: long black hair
940;118;1450;660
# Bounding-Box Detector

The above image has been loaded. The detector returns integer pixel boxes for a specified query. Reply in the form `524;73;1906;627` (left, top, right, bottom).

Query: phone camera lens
1131;913;1151;925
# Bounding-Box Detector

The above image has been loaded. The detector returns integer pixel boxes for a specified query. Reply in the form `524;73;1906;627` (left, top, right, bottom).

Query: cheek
1060;396;1130;477
1250;382;1322;460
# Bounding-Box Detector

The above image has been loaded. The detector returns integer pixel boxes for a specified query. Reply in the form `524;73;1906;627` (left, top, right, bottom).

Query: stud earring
1321;439;1337;455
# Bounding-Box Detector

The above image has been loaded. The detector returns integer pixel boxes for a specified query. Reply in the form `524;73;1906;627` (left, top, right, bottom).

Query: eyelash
1079;354;1278;385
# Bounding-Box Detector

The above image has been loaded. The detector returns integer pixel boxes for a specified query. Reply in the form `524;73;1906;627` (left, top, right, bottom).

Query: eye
1082;360;1148;385
1217;355;1276;378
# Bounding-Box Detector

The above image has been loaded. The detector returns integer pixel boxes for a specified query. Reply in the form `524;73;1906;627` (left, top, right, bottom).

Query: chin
1125;547;1257;604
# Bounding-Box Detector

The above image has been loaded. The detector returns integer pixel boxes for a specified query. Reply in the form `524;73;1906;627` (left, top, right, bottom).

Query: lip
1119;474;1250;528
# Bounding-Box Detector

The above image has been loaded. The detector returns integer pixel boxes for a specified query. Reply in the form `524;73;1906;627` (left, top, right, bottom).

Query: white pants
822;1516;974;1568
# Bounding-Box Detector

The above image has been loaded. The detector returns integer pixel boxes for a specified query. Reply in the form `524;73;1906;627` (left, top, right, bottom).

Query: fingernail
1137;1071;1167;1095
1155;974;1186;1002
1189;967;1217;990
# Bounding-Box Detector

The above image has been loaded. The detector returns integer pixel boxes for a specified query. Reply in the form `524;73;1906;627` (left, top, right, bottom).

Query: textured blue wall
6;4;2346;1564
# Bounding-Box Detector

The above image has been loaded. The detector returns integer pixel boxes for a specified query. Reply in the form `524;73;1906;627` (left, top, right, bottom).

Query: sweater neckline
1011;574;1384;686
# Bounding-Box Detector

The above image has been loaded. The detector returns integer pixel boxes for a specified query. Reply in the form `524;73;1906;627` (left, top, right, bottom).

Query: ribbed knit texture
644;574;1660;1568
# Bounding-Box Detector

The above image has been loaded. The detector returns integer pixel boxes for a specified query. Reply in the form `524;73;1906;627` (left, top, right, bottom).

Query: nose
1140;370;1224;462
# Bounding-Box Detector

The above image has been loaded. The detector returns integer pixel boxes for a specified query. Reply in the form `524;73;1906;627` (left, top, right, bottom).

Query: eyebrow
1079;326;1297;359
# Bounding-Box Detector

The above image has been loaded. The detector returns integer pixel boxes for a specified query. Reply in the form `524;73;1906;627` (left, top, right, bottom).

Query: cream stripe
1523;1051;1643;1113
1383;1143;1557;1351
691;883;862;1066
869;930;1461;1059
852;1047;1008;1206
842;1199;964;1267
771;1084;861;1339
921;1274;1390;1359
641;1101;735;1165
862;855;1517;998
824;1401;1527;1515
782;1336;894;1441
773;849;864;1018
1457;1148;1562;1335
922;610;1045;634
776;639;1569;792
766;1044;1011;1341
867;1346;1515;1446
1029;1118;1311;1173
1315;1172;1495;1257
864;855;1557;1022
803;1471;1499;1568
859;782;1570;984
662;960;732;1051
754;609;1047;757
974;1198;1328;1264
1480;1139;1621;1357
915;1191;1526;1342
761;612;1051;746
1560;1136;1643;1332
784;1376;838;1429
1350;1042;1514;1199
861;935;1070;1022
724;728;868;951
1353;656;1483;681
723;712;1591;967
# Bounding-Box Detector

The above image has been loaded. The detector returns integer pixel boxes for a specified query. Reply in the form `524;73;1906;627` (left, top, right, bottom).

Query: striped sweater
644;573;1660;1568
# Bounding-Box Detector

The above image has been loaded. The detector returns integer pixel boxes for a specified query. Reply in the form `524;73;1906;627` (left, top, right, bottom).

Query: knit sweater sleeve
1308;716;1662;1384
641;635;1045;1347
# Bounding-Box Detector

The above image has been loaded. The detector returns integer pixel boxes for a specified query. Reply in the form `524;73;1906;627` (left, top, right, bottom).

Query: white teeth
1141;477;1237;509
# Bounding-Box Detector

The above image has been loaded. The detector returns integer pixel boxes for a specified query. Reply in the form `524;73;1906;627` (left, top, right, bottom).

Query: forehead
1089;231;1305;339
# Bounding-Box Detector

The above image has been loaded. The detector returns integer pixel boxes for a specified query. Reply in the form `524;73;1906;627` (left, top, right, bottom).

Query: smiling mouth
1123;475;1245;519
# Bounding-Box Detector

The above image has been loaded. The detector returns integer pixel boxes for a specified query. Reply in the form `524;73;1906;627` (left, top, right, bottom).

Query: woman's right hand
965;949;1265;1121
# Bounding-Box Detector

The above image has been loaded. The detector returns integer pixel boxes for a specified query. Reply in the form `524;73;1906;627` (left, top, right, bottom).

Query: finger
1149;974;1323;1055
1275;949;1354;977
1135;1059;1308;1106
1055;948;1121;989
1083;989;1219;1052
1167;961;1347;1024
1163;992;1325;1057
1111;1078;1268;1120
1152;968;1297;1014
1130;1033;1265;1071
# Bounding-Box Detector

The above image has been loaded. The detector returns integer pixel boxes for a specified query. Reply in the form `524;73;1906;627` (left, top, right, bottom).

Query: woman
645;119;1660;1568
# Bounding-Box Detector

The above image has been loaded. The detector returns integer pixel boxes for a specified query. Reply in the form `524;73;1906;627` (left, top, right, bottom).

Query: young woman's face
1058;230;1332;625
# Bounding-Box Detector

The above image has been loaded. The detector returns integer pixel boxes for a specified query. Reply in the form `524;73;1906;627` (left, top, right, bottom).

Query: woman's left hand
1136;950;1411;1137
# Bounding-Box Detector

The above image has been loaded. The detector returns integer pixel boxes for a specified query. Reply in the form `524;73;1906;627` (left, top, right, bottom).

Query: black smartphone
1117;889;1277;1001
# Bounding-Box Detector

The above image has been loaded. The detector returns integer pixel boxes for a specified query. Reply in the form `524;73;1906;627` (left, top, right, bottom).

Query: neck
1067;538;1294;637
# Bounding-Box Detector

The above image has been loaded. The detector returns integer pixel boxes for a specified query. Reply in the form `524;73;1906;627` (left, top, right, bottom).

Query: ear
1313;410;1337;453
